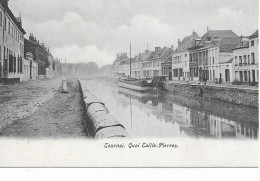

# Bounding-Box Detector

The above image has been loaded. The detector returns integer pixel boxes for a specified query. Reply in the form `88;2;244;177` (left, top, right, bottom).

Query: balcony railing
190;62;198;66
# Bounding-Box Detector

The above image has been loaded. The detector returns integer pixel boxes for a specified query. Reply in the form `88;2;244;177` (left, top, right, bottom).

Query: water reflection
85;80;258;140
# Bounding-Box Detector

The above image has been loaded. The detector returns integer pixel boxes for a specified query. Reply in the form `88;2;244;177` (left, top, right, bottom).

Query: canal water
84;79;259;140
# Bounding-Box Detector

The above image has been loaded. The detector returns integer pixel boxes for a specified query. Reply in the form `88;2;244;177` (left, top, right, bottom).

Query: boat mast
130;42;131;78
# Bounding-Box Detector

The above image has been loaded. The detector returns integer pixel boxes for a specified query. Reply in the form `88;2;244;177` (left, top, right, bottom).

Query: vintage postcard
0;0;258;167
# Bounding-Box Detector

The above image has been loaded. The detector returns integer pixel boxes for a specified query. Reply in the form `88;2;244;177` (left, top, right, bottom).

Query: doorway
225;69;230;82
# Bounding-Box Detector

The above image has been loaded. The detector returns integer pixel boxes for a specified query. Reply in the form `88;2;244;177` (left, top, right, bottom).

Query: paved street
0;78;86;138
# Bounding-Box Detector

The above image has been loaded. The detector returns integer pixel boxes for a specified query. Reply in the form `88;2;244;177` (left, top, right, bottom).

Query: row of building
113;28;258;86
0;0;61;84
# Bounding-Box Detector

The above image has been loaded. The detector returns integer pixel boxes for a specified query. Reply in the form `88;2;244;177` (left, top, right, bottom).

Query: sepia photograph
0;0;259;167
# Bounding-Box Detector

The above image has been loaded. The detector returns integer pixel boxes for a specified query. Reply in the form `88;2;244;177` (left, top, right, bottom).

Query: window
179;68;183;77
4;47;8;72
239;56;242;64
195;68;198;77
185;54;187;57
251;53;255;64
14;54;16;73
251;40;254;47
173;69;178;77
243;55;247;64
8;21;10;34
4;17;6;30
235;56;238;64
0;11;2;26
0;45;1;62
244;71;248;81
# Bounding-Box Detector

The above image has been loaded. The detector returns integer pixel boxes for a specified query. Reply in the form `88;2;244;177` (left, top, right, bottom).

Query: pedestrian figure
204;77;207;85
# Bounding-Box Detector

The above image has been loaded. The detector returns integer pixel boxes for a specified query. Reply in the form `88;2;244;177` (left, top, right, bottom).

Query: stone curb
78;79;130;139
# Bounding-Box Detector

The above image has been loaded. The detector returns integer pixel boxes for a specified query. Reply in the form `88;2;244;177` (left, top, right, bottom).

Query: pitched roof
0;2;26;34
201;30;238;39
198;30;240;52
162;53;173;63
152;47;165;59
161;48;174;62
248;30;258;39
114;53;129;64
219;58;233;64
219;37;241;52
134;50;153;62
175;32;200;53
151;47;174;62
146;51;155;61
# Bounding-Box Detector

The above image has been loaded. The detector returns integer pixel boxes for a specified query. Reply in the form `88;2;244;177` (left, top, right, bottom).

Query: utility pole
130;42;131;78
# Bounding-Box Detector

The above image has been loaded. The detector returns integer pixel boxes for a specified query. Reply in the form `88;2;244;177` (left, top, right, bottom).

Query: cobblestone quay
0;78;86;137
163;82;258;108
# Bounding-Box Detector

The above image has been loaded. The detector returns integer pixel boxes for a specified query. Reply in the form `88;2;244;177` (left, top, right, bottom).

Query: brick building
24;34;49;78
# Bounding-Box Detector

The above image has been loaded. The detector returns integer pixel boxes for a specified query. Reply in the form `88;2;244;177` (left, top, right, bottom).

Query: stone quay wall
163;82;258;108
78;79;130;139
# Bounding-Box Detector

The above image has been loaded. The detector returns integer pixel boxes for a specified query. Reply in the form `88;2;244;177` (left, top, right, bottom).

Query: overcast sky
10;0;258;67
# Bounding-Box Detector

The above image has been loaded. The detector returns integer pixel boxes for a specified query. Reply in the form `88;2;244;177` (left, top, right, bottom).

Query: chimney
16;12;22;27
171;45;174;50
29;33;34;41
192;30;196;38
2;0;9;7
207;26;210;32
155;47;161;52
178;39;181;46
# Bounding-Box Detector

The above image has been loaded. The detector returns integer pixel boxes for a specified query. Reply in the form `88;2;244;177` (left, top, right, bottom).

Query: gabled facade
131;50;153;79
233;30;259;86
142;46;173;79
197;29;240;83
151;47;164;77
161;46;174;80
113;52;130;78
142;51;154;78
172;31;200;81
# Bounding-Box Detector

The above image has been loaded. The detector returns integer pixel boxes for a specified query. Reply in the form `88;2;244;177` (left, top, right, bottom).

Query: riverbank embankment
163;82;258;108
78;79;130;139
